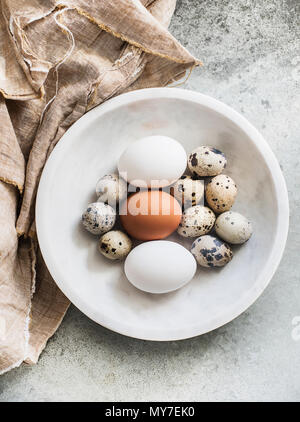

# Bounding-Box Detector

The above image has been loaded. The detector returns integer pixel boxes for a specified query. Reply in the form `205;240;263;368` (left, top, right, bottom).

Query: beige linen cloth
0;0;199;374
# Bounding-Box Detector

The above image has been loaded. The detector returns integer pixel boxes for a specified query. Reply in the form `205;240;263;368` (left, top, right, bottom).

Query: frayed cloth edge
0;358;23;375
0;176;23;194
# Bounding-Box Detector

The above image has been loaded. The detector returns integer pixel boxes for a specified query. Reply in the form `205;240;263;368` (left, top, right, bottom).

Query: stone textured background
1;0;299;402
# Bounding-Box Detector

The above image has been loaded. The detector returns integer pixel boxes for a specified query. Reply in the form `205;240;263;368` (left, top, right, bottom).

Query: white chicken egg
118;135;187;188
124;240;196;294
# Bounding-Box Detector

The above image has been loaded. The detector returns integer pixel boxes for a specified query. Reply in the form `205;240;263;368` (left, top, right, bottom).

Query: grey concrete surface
1;0;300;402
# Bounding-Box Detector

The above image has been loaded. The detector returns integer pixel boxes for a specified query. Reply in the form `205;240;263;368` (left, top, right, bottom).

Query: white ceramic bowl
36;88;289;341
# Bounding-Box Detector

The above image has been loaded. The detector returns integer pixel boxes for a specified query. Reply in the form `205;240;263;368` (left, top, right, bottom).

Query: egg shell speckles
191;235;233;268
177;205;216;238
215;211;253;244
99;230;132;260
205;174;237;213
82;202;116;235
172;175;204;207
96;173;127;205
188;146;227;177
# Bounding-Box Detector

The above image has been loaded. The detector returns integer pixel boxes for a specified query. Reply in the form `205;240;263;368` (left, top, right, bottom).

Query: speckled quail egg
96;173;127;205
191;235;233;268
82;202;116;235
188;146;227;177
172;175;204;207
205;174;237;213
177;205;216;238
98;230;132;260
215;211;253;244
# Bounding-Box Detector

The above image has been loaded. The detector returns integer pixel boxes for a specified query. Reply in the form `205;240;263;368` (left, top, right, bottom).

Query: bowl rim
36;87;289;341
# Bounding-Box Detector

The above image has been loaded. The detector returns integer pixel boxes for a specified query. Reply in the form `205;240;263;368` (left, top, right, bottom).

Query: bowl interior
36;90;287;340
